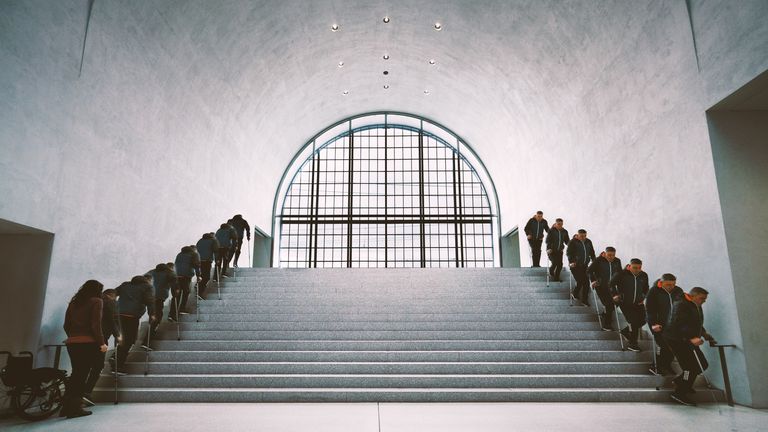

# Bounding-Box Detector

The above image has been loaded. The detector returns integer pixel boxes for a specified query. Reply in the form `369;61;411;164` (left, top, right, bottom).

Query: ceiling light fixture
331;23;340;32
429;59;436;65
342;90;349;95
338;61;344;68
384;84;390;89
383;16;390;23
424;89;430;95
383;70;389;75
383;54;390;60
434;22;442;31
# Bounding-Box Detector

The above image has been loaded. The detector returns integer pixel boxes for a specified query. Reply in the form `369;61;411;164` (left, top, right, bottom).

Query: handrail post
42;344;66;369
714;344;736;406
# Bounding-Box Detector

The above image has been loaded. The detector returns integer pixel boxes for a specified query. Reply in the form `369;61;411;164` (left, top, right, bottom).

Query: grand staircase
93;268;722;402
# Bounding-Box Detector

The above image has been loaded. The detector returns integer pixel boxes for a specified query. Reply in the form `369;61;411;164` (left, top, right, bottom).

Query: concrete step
124;350;651;363
181;312;599;322
194;299;577;307
97;374;666;389
117;361;652;375
163;321;602;331
150;340;636;351
210;291;571;300
195;305;597;314
152;330;618;341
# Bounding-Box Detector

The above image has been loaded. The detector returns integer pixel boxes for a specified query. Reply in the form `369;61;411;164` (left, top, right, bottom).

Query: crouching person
664;287;716;406
609;258;649;351
115;276;155;374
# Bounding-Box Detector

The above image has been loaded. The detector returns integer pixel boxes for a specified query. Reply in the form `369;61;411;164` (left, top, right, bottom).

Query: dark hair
555;218;563;223
103;288;117;297
220;223;228;229
661;273;677;282
166;262;174;268
155;263;166;271
690;287;709;296
629;258;642;265
69;280;104;306
605;246;616;252
234;214;242;219
131;275;149;285
536;211;543;215
578;229;587;234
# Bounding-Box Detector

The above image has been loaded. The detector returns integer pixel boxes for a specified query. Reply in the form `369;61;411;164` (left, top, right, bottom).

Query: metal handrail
712;343;737;406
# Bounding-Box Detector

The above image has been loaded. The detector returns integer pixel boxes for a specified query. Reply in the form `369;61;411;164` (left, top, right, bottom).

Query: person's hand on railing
651;324;662;333
612;295;621;303
690;337;704;346
590;281;598;289
704;332;718;346
100;344;108;353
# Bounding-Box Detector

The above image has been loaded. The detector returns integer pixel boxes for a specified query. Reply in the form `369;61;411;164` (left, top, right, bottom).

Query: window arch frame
270;112;503;268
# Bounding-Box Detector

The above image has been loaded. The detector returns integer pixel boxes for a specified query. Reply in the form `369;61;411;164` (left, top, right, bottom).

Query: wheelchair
0;351;68;421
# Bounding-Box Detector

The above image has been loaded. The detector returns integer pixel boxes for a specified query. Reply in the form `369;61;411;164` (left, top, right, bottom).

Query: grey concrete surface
1;0;768;405
0;403;766;432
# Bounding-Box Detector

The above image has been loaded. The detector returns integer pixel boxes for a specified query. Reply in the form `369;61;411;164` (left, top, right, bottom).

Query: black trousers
116;315;140;370
651;330;674;371
668;340;709;393
170;276;191;318
63;343;101;413
571;265;590;304
528;238;543;266
216;247;232;277
618;303;645;343
143;298;165;345
84;331;116;396
200;260;212;297
548;250;563;280
595;285;615;327
234;239;244;266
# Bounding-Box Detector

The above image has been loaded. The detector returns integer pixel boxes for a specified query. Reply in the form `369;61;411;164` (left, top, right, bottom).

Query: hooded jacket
116;276;155;318
566;236;596;267
609;267;649;305
663;293;707;342
588;253;623;288
545;227;570;253
524;217;550;240
146;264;178;300
644;279;685;328
215;224;238;248
230;216;251;241
175;246;201;278
196;233;220;261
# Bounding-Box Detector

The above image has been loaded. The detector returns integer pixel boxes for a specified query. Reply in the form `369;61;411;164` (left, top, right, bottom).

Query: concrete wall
707;110;768;408
0;219;54;356
1;0;768;405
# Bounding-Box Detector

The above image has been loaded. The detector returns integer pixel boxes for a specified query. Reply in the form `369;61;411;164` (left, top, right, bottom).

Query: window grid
279;123;495;268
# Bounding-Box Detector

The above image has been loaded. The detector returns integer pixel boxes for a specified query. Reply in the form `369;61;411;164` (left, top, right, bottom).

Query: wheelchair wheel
0;383;13;419
11;377;64;421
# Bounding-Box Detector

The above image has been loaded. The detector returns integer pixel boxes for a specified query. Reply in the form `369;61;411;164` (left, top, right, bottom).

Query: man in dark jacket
545;218;569;282
645;273;685;375
588;247;622;331
664;287;716;406
115;276;155;373
609;258;649;351
143;263;177;334
230;214;251;268
215;222;238;278
524;211;549;267
172;246;201;319
196;232;220;299
566;229;596;306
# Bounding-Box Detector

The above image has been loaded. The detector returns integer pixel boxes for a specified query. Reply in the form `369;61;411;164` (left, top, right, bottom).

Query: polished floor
1;403;766;432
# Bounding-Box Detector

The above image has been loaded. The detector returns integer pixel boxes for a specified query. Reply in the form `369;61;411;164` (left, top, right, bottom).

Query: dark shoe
141;344;154;351
111;368;128;376
601;325;614;332
66;409;93;419
81;395;95;407
179;311;190;315
620;327;631;340
626;344;641;352
670;393;696;406
649;366;661;376
168;316;176;322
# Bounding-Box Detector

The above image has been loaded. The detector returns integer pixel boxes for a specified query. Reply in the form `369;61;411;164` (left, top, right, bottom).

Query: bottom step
92;387;724;403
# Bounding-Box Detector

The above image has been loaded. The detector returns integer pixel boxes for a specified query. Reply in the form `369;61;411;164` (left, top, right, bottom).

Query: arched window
272;113;501;268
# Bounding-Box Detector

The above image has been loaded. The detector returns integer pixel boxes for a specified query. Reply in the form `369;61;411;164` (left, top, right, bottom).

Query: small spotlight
424;89;430;95
383;54;390;60
342;90;349;95
338;61;344;68
428;59;436;65
383;70;389;75
434;22;442;31
383;16;390;23
384;84;390;89
331;23;340;32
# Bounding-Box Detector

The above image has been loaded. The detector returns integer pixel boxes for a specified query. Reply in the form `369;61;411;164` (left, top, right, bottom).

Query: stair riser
159;322;602;331
181;313;598;322
196;306;596;314
150;340;640;350
152;330;619;341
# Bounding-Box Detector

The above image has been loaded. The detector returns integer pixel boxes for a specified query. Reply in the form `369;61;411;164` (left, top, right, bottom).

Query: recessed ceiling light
342;90;349;95
338;61;344;68
424;90;430;95
331;24;340;32
384;84;390;89
383;16;390;23
434;22;442;31
383;54;390;60
429;59;436;65
383;70;389;75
